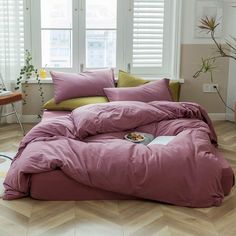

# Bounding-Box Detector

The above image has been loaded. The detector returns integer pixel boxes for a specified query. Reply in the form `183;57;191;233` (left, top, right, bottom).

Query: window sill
23;77;185;84
22;78;53;84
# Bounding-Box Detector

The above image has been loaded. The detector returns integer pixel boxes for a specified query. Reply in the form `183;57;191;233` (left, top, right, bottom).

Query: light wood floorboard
0;121;236;236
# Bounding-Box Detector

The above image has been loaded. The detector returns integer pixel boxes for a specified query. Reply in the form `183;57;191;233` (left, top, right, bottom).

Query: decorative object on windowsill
193;16;236;113
39;64;47;80
15;50;45;118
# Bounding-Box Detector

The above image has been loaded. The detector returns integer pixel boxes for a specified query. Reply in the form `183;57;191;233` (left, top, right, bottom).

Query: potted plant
16;50;45;117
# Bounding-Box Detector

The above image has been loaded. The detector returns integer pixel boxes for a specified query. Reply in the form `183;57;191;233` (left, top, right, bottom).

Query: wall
22;84;53;115
224;4;236;120
22;0;230;117
180;0;229;115
180;44;228;113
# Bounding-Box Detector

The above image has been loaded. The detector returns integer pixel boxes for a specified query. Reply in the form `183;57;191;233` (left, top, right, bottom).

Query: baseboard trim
22;115;41;123
208;113;226;121
225;113;235;122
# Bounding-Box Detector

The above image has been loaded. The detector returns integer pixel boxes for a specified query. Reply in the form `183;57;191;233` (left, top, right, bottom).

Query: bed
2;71;235;207
3;101;235;207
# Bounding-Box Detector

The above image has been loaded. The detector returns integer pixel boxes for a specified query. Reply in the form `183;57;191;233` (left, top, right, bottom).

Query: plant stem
211;31;236;60
0;154;13;161
210;71;213;83
214;86;235;112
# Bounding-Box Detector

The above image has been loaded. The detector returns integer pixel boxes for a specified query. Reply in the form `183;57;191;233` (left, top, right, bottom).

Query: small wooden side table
0;92;25;135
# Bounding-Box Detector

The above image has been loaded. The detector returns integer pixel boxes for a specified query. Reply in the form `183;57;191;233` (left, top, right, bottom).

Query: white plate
124;133;145;143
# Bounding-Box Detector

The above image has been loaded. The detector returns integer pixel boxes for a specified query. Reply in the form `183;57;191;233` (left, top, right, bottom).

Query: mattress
30;158;234;200
30;170;138;200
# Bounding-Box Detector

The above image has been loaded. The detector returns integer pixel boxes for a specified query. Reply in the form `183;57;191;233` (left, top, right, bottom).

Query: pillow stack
44;69;114;111
116;70;181;102
44;69;181;111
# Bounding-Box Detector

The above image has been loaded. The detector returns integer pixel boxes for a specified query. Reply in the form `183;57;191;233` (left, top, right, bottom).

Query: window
0;0;24;66
86;0;117;68
41;0;72;68
30;0;181;78
128;0;180;76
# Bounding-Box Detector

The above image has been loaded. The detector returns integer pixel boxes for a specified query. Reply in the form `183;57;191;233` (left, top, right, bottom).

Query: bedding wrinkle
3;101;234;207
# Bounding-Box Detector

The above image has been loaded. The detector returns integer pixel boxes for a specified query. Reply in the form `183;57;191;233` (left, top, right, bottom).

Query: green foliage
193;58;217;82
16;50;45;117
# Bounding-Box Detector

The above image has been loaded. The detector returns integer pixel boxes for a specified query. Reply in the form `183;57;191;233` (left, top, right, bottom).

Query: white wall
182;0;236;120
224;4;236;120
181;0;223;44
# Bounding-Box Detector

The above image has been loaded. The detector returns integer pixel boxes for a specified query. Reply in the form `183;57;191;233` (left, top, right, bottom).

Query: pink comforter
3;101;234;207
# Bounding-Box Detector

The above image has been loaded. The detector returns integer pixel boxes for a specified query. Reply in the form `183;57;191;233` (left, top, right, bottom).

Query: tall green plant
16;50;45;116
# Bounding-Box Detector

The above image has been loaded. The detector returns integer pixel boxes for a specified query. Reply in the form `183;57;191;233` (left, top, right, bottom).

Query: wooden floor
0;121;236;236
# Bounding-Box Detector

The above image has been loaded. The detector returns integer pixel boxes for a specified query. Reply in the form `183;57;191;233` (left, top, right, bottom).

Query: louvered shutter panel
19;0;25;65
0;0;24;66
132;0;164;71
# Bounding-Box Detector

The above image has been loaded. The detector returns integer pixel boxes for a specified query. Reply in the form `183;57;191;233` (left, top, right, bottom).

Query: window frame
30;0;77;73
126;0;182;79
27;0;182;79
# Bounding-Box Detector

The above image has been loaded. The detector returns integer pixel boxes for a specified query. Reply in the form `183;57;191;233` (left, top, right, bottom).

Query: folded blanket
3;101;234;207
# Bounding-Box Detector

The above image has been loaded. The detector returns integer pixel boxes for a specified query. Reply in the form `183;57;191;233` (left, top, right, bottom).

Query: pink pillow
104;79;173;102
51;69;115;103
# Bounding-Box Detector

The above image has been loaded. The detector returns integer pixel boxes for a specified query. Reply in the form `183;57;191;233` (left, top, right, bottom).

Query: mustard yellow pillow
117;70;149;87
117;70;181;102
44;96;109;111
169;81;181;102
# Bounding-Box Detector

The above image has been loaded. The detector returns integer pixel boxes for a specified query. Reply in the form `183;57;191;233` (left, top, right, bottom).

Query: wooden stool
0;92;25;135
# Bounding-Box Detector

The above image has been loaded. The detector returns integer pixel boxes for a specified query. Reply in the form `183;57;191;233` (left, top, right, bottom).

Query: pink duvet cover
3;101;234;207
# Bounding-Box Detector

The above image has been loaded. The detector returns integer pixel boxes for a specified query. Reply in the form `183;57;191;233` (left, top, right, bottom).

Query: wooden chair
0;73;25;135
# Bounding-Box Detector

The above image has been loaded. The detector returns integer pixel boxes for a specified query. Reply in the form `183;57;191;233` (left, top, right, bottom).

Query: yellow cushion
117;70;181;102
117;70;149;87
169;81;181;102
44;96;109;111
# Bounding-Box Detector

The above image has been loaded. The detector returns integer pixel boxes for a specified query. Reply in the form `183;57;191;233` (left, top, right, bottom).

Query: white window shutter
128;0;182;78
0;0;24;83
0;0;24;63
132;0;164;69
